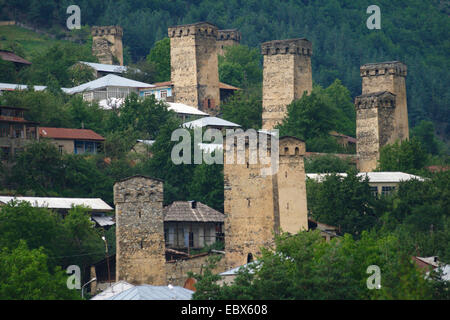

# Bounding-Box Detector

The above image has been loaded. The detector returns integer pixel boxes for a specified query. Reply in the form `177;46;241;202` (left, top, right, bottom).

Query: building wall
91;26;124;66
355;91;396;172
224;134;308;269
114;176;166;285
261;39;312;130
169;22;220;114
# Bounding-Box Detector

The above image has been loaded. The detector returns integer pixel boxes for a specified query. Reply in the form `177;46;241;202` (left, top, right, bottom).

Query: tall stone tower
356;61;409;171
114;175;166;285
261;38;313;130
224;133;308;268
217;29;241;56
168;22;220;115
91;26;124;66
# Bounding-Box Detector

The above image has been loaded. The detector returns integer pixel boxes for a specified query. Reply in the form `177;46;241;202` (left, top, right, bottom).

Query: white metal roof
91;281;135;300
0;196;113;211
198;143;223;152
166;102;209;116
0;82;54;91
183;116;241;128
220;262;258;276
306;172;425;183
78;61;127;73
106;285;193;300
91;215;115;226
66;74;154;94
136;139;155;145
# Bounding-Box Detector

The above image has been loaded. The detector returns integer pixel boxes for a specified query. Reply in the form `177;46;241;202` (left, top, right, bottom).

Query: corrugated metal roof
306;172;425;183
183;116;241;129
66;74;154;94
166;102;209;116
220;262;258;276
0;82;48;91
78;61;127;73
163;201;224;223
91;281;134;300
0;50;31;65
106;285;193;300
91;215;115;226
0;196;113;211
39;127;105;141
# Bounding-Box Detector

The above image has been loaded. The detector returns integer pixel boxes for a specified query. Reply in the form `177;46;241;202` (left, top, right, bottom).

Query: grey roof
66;74;154;94
0;196;113;211
183;116;241;129
137;139;155;146
163;201;225;223
91;281;135;300
106;285;193;300
78;61;127;73
0;82;68;92
220;262;258;276
306;172;425;183
91;215;115;226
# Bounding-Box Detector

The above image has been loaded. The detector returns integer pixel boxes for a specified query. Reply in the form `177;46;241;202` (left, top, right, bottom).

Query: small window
160;90;168;99
381;186;395;196
58;145;64;155
370;186;378;197
247;253;253;263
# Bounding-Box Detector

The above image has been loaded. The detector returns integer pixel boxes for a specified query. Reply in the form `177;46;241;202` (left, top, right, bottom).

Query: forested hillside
1;0;449;139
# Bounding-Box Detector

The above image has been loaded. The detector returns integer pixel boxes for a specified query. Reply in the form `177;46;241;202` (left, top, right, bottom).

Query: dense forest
1;0;449;141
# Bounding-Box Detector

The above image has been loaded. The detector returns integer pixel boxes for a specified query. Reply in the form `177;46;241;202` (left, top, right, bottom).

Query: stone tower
261;38;313;130
168;22;220;115
114;175;166;285
91;26;124;66
224;133;308;268
356;61;409;171
217;29;241;56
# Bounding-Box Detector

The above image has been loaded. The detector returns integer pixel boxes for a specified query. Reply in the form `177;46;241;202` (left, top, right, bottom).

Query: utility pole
102;236;111;284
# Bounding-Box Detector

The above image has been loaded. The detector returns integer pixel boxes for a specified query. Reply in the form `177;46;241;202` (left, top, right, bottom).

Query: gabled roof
306;172;425;183
39;127;105;141
0;50;31;65
106;285;193;300
67;74;154;94
78;61;127;73
163;201;225;223
182;116;241;129
91;281;134;300
0;196;113;211
166;102;209;116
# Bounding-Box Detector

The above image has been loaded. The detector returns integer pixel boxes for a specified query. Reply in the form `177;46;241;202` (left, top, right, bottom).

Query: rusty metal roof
39;127;105;141
163;201;224;223
0;50;31;65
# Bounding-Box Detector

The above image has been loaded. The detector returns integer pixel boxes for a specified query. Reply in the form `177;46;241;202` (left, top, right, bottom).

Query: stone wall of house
169;22;220;115
92;26;124;66
165;253;227;286
355;92;396;172
217;29;241;56
261;38;313;130
223;134;308;269
114;176;166;285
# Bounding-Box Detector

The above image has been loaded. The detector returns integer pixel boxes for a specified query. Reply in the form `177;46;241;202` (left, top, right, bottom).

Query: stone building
217;29;241;56
168;22;220;115
114;176;166;285
92;26;124;66
223;133;308;268
261;38;313;130
356;61;409;171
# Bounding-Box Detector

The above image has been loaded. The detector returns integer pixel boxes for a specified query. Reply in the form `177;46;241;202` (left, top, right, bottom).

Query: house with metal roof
0;50;31;66
39;127;105;155
66;74;154;102
163;201;225;252
75;61;127;78
105;284;193;300
182;116;241;131
306;171;425;196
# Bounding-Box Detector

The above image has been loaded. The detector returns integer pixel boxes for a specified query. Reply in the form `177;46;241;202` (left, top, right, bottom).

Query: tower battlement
218;29;241;42
91;25;123;37
168;22;218;38
261;38;312;56
355;91;396;110
360;61;407;77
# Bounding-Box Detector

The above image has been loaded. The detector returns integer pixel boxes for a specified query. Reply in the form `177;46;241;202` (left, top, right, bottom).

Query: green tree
188;162;224;212
304;154;353;173
146;37;170;82
67;63;96;86
411;120;442;155
221;91;262;130
377;138;429;173
0;240;80;300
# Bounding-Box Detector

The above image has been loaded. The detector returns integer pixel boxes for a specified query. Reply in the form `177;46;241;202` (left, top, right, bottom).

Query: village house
74;61;127;78
306;171;425;197
0;105;39;161
39;127;105;155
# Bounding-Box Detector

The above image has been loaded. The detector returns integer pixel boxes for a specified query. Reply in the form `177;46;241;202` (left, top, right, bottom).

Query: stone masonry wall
92;26;124;66
114;176;166;285
261;38;312;130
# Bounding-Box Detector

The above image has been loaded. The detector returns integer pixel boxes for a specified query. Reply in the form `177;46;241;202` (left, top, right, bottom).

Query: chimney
189;200;197;209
